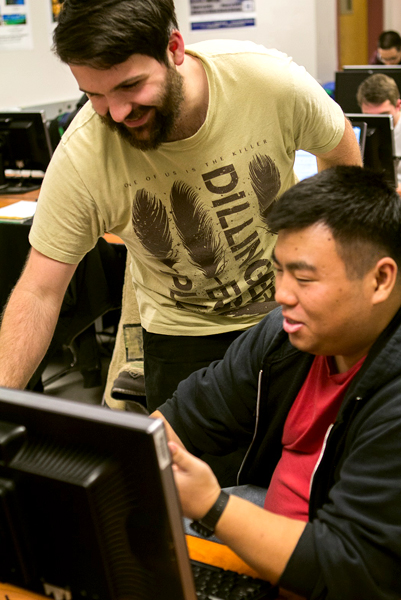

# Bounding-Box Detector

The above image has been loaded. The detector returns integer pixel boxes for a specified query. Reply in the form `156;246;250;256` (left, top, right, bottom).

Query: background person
357;73;401;190
155;166;401;600
0;0;361;416
369;30;401;65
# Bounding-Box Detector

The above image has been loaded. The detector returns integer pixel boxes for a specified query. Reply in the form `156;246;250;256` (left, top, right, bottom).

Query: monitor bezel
343;65;401;70
345;113;397;188
350;120;368;157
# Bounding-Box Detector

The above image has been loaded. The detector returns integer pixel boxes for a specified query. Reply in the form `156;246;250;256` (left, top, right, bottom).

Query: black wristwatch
189;490;230;538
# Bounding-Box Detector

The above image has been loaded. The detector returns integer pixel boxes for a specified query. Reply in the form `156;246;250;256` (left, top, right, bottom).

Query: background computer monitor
351;121;368;157
346;113;398;188
335;66;401;113
293;122;367;182
0;111;53;194
0;387;197;600
293;149;318;181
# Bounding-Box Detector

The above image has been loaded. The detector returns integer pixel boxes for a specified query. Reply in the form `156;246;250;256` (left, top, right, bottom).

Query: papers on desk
0;200;37;223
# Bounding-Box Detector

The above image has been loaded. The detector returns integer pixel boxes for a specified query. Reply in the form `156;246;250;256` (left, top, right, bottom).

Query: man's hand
168;441;221;520
168;442;306;585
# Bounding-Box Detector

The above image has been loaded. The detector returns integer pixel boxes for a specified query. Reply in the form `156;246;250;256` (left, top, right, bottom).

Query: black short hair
53;0;179;68
378;30;401;50
268;166;401;278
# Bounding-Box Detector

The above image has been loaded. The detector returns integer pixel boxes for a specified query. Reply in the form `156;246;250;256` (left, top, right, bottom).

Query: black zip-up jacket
159;308;401;599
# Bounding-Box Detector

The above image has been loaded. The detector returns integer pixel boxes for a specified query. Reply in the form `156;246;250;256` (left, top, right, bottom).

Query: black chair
0;221;126;392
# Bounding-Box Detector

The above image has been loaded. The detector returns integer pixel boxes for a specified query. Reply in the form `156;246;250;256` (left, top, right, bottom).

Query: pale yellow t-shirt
30;40;345;336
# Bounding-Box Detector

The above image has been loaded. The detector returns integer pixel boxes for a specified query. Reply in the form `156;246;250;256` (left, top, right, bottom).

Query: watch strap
189;490;230;538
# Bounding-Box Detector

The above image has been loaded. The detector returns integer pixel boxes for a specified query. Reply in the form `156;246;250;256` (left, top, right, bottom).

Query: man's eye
123;82;139;90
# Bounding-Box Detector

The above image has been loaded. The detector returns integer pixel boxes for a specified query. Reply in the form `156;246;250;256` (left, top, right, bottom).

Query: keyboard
191;560;278;600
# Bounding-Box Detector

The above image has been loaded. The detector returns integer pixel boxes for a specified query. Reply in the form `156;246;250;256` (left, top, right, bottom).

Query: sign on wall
0;0;33;51
189;0;256;31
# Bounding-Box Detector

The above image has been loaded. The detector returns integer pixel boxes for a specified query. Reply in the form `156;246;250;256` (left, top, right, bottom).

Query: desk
0;191;123;244
186;534;259;577
0;189;40;311
0;189;39;207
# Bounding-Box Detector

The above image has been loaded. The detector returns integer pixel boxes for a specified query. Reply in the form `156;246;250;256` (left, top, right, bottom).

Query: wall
384;0;401;30
175;0;337;84
0;0;338;116
1;0;81;114
316;0;338;83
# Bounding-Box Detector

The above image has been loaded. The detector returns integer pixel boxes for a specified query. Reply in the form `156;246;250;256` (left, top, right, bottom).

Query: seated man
153;166;401;600
370;30;401;65
356;73;401;189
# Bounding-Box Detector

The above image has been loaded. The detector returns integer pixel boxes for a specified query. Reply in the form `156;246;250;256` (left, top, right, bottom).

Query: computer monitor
0;387;197;600
293;122;367;182
343;65;401;71
335;66;401;113
0;111;53;195
351;121;368;156
346;113;398;188
293;149;318;181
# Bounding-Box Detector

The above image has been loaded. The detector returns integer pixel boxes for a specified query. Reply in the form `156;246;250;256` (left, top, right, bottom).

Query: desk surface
0;583;47;600
0;191;123;245
0;189;38;208
187;534;259;577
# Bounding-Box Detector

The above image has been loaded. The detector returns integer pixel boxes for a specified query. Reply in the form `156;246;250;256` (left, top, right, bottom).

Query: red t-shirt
264;354;365;521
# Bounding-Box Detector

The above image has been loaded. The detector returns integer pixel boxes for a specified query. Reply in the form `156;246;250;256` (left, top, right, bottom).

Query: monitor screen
293;149;318;181
351;121;367;157
346;113;397;188
0;111;53;195
335;67;401;114
0;387;197;600
293;123;367;182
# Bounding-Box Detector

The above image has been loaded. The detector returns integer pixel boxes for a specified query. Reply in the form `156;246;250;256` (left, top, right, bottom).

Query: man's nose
274;276;297;307
108;99;134;123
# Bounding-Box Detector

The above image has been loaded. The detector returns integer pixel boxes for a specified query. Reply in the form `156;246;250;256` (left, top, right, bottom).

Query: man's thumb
168;440;188;468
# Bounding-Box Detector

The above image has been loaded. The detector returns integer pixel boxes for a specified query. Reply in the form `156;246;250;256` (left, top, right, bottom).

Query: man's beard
99;66;185;151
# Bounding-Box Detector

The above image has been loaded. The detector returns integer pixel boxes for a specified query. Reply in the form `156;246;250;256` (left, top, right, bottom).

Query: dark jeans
142;328;249;487
142;328;246;411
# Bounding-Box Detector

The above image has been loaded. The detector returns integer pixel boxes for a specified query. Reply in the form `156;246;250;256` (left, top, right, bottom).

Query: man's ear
372;257;398;304
167;31;185;66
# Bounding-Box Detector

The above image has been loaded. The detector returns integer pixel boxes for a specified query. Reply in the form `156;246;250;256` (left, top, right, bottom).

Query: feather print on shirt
249;154;281;223
132;188;178;268
170;181;225;278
